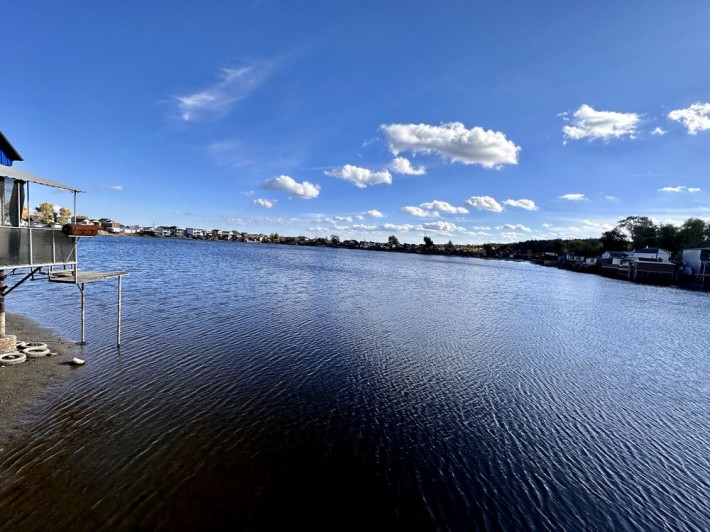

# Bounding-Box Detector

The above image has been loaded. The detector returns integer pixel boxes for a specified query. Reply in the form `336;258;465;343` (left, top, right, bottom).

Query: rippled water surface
1;237;708;530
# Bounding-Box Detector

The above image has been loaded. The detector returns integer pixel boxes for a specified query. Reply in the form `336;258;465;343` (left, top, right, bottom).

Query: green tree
657;223;680;254
616;216;657;249
444;240;454;253
330;235;340;246
34;202;54;225
387;235;399;248
600;228;630;252
423;236;433;247
678;218;706;249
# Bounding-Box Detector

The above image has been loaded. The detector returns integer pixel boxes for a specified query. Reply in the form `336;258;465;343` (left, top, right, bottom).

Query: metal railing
0;226;76;269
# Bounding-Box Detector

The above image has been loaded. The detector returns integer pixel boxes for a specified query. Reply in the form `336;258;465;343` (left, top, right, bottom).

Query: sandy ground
0;313;78;446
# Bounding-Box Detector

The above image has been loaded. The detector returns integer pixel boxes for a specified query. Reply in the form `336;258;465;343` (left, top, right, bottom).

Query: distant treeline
486;216;710;259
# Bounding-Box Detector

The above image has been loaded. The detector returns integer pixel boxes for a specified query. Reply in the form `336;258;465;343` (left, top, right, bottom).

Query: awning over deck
0;164;83;193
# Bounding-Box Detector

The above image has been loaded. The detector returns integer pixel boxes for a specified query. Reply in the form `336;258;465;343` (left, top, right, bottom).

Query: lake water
0;237;708;530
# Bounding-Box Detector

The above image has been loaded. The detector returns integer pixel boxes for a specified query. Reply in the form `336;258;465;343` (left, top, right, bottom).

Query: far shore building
682;248;710;287
185;228;205;238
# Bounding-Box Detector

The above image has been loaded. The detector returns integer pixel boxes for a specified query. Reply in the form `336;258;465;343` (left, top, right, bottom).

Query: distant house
682;248;710;287
631;248;672;262
185;228;205;238
601;251;630;261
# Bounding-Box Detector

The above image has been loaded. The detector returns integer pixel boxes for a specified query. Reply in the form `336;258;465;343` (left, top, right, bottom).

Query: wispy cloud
325;165;392;188
651;127;667;136
562;104;639;142
253;198;276;209
668;102;710;134
174;63;274;122
658;186;702;193
364;209;384;218
100;184;123;191
381;122;520;168
262;175;320;199
559;193;587;201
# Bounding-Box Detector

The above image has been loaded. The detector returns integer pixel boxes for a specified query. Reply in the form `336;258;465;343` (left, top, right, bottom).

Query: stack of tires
0;342;51;366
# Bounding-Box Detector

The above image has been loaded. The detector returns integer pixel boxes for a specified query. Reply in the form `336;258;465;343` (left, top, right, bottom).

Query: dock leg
117;276;122;347
79;283;86;345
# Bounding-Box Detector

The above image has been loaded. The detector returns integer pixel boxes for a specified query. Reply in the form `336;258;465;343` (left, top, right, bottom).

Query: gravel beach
0;313;78;446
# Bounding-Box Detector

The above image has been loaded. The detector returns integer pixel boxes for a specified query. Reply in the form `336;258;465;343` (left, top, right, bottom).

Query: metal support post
79;283;86;345
117;276;122;346
0;270;5;337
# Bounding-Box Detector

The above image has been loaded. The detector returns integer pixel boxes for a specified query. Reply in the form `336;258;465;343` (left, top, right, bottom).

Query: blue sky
2;0;709;244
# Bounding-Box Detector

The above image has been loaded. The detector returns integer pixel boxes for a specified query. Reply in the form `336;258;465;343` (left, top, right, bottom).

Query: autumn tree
58;207;72;225
34;202;55;225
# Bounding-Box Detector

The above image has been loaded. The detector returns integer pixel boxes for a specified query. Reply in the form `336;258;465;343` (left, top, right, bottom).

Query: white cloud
100;184;123;191
419;200;468;214
605;195;618;200
562;104;639;141
659;186;702;193
242;190;255;196
253;198;275;209
262;175;320;199
500;232;526;241
502;198;538;211
419;221;466;233
402;206;438;218
559;193;587;201
175;64;273;122
498;224;532;232
380;122;520;167
465;196;503;212
472;225;491;230
651;127;667;136
541;223;553;228
390;156;426;175
668;102;710;134
325;165;392;188
364;209;384;218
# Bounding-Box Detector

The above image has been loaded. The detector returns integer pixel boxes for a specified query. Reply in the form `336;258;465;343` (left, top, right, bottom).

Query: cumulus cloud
380;122;520;168
419;200;468;214
465;196;503;212
419;221;466;233
659;186;702;193
502;198;538;211
562;104;639;141
325;165;392;188
498;224;532;232
559;193;587;201
668;102;710;134
174;63;273;122
364;209;384;218
262;175;320;199
253;198;275;209
402;206;439;218
651;127;667;136
389;156;426;175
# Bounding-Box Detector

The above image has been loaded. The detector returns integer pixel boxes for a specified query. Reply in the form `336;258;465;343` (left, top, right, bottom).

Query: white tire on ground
21;342;48;351
16;341;27;348
24;347;51;358
0;352;27;365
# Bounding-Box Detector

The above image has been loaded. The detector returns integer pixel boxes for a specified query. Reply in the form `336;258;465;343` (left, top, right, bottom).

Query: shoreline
0;313;78;447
